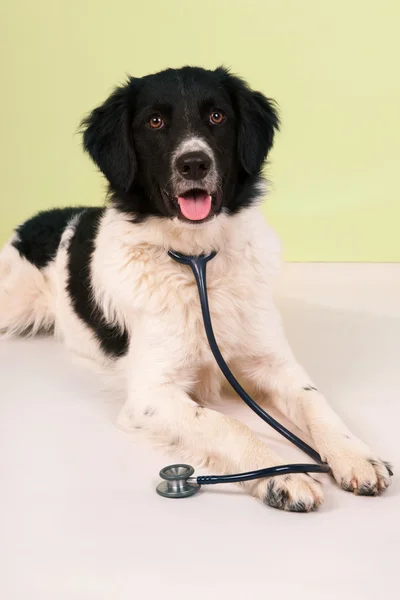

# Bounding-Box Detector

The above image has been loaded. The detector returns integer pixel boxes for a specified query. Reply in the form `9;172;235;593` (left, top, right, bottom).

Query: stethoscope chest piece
156;464;201;499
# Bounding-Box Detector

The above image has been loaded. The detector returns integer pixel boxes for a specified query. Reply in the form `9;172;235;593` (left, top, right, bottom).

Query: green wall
1;0;399;261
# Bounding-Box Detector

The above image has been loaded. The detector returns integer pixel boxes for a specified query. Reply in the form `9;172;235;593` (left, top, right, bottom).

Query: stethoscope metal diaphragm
156;464;201;498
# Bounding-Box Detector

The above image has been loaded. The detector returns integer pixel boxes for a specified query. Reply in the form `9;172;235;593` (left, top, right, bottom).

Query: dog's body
0;66;391;510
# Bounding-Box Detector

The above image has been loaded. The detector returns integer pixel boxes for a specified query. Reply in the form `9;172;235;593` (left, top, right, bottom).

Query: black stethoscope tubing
165;250;330;489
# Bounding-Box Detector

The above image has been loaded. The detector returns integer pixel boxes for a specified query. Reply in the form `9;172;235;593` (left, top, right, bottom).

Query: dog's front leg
117;318;323;511
240;320;393;496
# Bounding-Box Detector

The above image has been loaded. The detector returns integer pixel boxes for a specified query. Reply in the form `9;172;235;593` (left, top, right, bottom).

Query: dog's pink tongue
178;192;212;221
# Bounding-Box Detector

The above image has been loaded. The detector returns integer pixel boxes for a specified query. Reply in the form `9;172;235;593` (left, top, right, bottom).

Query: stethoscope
156;250;330;499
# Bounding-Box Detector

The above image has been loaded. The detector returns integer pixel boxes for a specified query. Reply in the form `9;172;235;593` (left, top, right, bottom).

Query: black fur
264;479;318;512
215;68;279;176
81;84;138;194
66;207;129;358
357;482;378;496
341;479;355;493
81;66;279;221
12;207;85;269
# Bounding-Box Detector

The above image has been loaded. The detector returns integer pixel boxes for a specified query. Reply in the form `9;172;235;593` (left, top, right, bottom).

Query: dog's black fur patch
81;66;279;222
66;207;129;357
12;207;85;269
264;479;317;512
357;482;378;496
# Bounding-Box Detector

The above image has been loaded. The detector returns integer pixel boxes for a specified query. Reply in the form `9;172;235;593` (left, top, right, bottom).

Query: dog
0;66;392;511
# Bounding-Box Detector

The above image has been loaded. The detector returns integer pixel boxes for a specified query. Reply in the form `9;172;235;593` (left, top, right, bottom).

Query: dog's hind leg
0;238;55;338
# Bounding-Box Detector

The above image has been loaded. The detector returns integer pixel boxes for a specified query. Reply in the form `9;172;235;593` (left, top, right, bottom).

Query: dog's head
81;66;279;224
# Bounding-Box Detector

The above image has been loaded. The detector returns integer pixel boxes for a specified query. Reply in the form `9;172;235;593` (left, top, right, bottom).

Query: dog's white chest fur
90;206;280;367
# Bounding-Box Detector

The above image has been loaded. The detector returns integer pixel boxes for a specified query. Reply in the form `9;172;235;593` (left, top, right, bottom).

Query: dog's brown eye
209;111;225;125
148;116;164;129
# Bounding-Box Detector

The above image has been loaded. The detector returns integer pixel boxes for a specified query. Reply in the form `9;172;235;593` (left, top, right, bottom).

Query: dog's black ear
81;79;138;192
216;68;280;176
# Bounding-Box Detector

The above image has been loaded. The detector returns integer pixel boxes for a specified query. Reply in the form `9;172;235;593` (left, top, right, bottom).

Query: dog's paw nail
332;455;392;497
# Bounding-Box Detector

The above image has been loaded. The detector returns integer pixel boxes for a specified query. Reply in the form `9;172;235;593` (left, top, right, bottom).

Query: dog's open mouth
176;189;213;222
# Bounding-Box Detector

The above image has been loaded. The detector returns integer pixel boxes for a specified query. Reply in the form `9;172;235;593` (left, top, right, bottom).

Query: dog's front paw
258;473;324;512
328;449;393;496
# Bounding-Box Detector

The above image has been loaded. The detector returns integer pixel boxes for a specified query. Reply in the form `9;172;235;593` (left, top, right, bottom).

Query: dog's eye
148;115;165;130
209;111;225;125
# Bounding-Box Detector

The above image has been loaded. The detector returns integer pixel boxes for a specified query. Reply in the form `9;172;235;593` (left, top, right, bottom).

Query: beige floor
1;264;399;600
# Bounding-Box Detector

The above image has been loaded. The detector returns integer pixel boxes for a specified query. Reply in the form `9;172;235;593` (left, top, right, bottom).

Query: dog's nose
176;151;211;180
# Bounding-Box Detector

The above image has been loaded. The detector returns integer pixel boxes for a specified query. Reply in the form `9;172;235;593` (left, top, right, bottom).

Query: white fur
0;237;55;338
172;136;216;170
0;203;391;510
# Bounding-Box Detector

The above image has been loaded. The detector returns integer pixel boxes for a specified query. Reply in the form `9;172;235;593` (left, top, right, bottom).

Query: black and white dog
0;66;392;511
